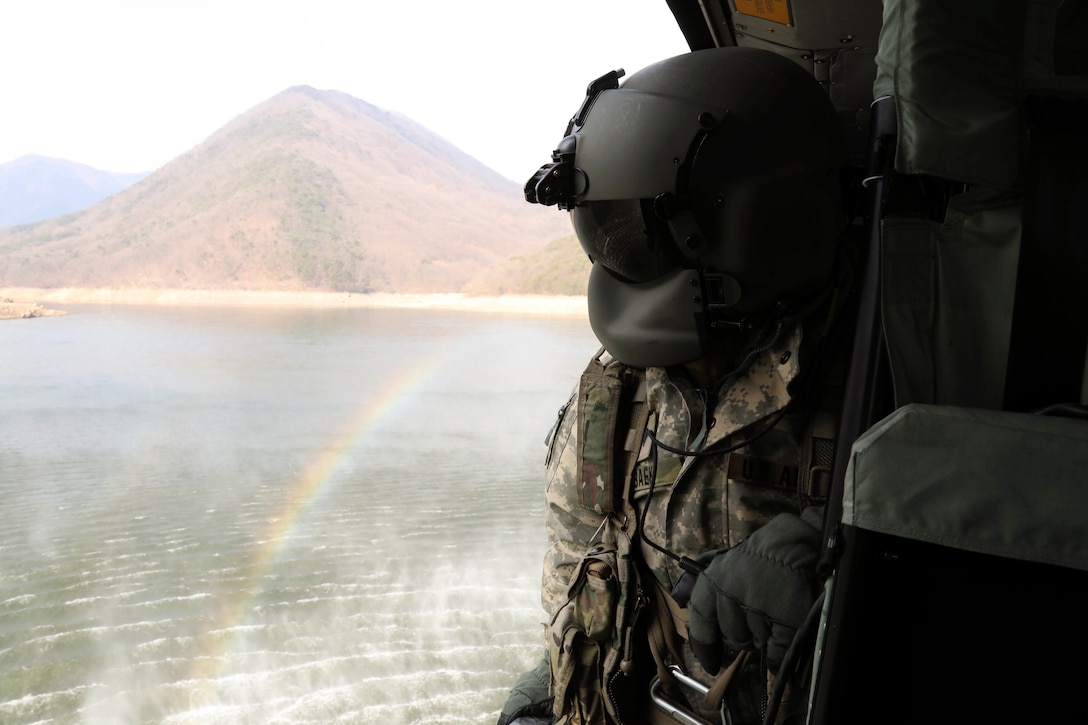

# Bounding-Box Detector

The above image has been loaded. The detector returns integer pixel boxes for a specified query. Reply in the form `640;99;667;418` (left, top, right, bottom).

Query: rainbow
185;353;444;696
257;353;445;566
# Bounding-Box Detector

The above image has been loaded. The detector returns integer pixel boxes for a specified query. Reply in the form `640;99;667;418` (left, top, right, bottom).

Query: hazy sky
1;1;689;182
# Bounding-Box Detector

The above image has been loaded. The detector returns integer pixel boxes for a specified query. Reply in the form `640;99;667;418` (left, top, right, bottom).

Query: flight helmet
525;47;848;367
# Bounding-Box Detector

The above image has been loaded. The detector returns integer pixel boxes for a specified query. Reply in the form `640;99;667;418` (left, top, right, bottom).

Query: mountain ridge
0;155;148;226
0;86;574;294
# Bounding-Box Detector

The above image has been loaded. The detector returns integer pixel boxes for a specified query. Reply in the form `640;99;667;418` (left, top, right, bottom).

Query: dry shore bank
1;296;69;320
0;287;588;319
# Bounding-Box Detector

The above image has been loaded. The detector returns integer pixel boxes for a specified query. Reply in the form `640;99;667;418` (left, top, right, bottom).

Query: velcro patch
577;372;623;513
631;455;681;500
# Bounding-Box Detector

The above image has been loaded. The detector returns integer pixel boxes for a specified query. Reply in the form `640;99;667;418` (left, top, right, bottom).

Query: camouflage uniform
541;321;825;723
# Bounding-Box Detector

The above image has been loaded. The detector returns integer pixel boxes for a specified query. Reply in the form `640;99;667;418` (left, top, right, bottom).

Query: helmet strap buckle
702;272;743;310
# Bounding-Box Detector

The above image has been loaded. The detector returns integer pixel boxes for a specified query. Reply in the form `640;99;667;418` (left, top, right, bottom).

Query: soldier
500;47;853;725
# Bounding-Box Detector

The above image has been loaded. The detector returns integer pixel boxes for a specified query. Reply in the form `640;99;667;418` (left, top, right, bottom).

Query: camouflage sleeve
540;389;608;618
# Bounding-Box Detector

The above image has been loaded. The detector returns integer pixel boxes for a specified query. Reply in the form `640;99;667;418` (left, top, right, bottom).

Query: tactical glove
497;656;553;725
687;508;823;674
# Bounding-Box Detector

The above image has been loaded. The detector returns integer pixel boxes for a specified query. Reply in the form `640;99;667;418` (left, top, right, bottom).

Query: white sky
0;1;689;182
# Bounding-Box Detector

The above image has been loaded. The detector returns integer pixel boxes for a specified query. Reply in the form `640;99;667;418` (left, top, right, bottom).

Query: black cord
762;589;826;725
647;403;791;458
631;278;848;577
635;403;792;572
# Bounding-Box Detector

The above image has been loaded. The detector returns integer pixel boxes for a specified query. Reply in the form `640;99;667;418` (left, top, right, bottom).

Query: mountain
0;86;570;294
463;234;590;296
0;155;147;226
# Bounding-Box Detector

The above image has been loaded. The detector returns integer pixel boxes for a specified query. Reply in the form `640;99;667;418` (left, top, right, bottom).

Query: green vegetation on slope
280;157;368;291
462;234;590;296
0;86;572;293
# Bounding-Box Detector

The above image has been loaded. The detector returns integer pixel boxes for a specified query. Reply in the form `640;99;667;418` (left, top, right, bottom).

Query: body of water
0;304;599;724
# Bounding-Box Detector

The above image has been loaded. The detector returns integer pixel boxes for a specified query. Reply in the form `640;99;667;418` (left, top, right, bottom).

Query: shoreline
0;297;68;320
0;287;588;318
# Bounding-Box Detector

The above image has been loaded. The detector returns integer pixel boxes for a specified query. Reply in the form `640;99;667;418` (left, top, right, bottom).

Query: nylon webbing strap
621;378;649;504
576;351;648;514
1003;97;1088;411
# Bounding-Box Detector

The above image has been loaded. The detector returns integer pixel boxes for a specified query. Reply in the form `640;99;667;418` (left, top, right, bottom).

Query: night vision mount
524;69;625;210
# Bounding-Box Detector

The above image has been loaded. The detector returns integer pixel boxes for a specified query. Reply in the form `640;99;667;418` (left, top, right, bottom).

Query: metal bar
648;665;730;725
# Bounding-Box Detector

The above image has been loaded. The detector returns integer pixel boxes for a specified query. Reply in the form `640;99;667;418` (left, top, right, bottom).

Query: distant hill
0;86;570;294
0;155;147;226
463;234;590;296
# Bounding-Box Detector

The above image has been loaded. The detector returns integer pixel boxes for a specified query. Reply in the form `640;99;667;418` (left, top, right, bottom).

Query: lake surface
0;304;599;724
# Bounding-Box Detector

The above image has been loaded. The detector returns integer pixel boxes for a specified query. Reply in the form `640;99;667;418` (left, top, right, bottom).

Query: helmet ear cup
682;60;847;316
689;142;844;314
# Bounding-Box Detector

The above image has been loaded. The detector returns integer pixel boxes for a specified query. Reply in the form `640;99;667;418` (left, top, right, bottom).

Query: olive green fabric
872;0;1088;409
880;191;1023;409
872;0;1033;409
688;507;824;673
843;404;1088;572
873;0;1026;190
497;657;552;725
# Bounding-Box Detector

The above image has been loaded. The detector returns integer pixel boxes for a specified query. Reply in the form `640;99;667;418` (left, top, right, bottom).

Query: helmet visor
571;199;682;283
573;88;707;203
